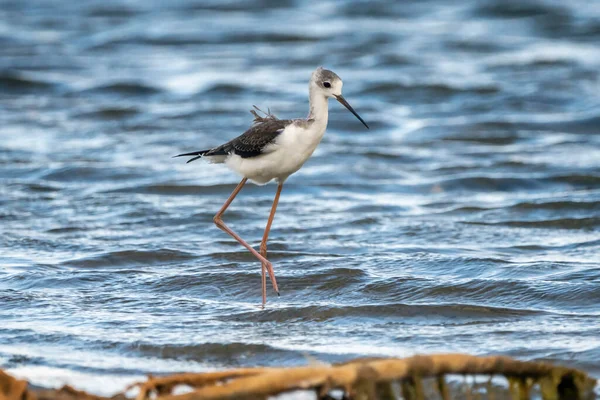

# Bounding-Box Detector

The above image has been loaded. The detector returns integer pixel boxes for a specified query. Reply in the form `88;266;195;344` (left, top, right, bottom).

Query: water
1;0;600;395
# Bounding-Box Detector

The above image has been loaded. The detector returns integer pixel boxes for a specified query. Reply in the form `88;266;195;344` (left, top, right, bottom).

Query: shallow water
1;0;600;395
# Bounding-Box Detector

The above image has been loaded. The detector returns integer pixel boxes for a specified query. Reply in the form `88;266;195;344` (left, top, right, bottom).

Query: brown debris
36;386;123;400
132;368;275;400
1;354;596;400
0;370;32;400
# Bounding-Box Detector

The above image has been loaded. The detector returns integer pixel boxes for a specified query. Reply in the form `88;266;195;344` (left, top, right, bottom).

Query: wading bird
175;67;369;306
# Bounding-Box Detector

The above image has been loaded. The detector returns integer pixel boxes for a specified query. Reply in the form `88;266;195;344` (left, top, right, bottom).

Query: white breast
224;121;327;184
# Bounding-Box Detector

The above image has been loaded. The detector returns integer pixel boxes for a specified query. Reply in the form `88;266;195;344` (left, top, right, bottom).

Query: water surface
1;0;600;394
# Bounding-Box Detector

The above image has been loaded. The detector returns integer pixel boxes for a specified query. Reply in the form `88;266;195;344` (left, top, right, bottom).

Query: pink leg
213;178;279;305
260;183;283;305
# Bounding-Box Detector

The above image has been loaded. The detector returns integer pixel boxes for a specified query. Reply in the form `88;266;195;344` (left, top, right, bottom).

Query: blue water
1;0;599;394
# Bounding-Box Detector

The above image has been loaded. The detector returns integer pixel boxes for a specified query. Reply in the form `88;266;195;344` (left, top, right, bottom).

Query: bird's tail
173;149;210;164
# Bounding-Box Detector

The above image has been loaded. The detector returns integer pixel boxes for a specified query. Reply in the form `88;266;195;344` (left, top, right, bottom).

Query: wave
0;70;56;92
60;249;197;268
430;174;600;192
79;82;162;96
124;341;298;364
473;1;569;19
74;106;141;119
87;31;317;50
509;199;600;212
465;217;600;230
361;81;499;99
105;183;238;195
41;166;146;182
220;303;543;324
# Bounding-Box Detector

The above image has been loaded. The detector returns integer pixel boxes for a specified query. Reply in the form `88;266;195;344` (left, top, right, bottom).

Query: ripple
465;217;600;230
41;166;146;182
227;32;321;44
86;5;141;17
435;174;600;192
75;106;141;120
202;83;248;95
105;183;236;195
437;176;546;192
80;82;162;96
221;303;543;324
124;341;297;364
0;70;56;92
362;81;499;101
473;1;569;19
61;249;197;268
509;200;600;212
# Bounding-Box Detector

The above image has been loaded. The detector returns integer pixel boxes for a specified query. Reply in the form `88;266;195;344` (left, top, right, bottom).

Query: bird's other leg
260;183;283;304
213;178;275;285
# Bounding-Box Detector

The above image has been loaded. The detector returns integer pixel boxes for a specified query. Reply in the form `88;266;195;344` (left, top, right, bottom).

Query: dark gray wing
206;119;291;158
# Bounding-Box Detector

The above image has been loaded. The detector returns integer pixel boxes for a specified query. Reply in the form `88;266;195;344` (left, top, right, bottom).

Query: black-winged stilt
176;67;369;306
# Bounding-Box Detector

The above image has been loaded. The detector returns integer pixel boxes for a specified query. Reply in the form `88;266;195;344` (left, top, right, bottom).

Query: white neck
307;86;329;125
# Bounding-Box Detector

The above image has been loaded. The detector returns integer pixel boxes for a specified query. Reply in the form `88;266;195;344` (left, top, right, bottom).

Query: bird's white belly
225;122;326;184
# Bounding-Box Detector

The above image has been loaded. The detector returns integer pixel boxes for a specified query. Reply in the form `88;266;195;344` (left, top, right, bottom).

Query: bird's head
310;67;369;129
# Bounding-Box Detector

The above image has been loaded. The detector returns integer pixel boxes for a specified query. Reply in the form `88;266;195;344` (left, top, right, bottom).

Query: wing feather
209;119;291;158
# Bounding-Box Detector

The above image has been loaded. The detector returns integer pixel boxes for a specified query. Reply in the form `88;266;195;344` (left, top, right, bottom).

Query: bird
175;67;369;306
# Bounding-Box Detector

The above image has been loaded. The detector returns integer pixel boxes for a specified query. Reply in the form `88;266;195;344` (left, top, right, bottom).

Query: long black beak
334;95;369;129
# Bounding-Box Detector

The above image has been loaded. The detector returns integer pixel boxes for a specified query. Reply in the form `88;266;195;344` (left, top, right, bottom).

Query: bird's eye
323;82;331;88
